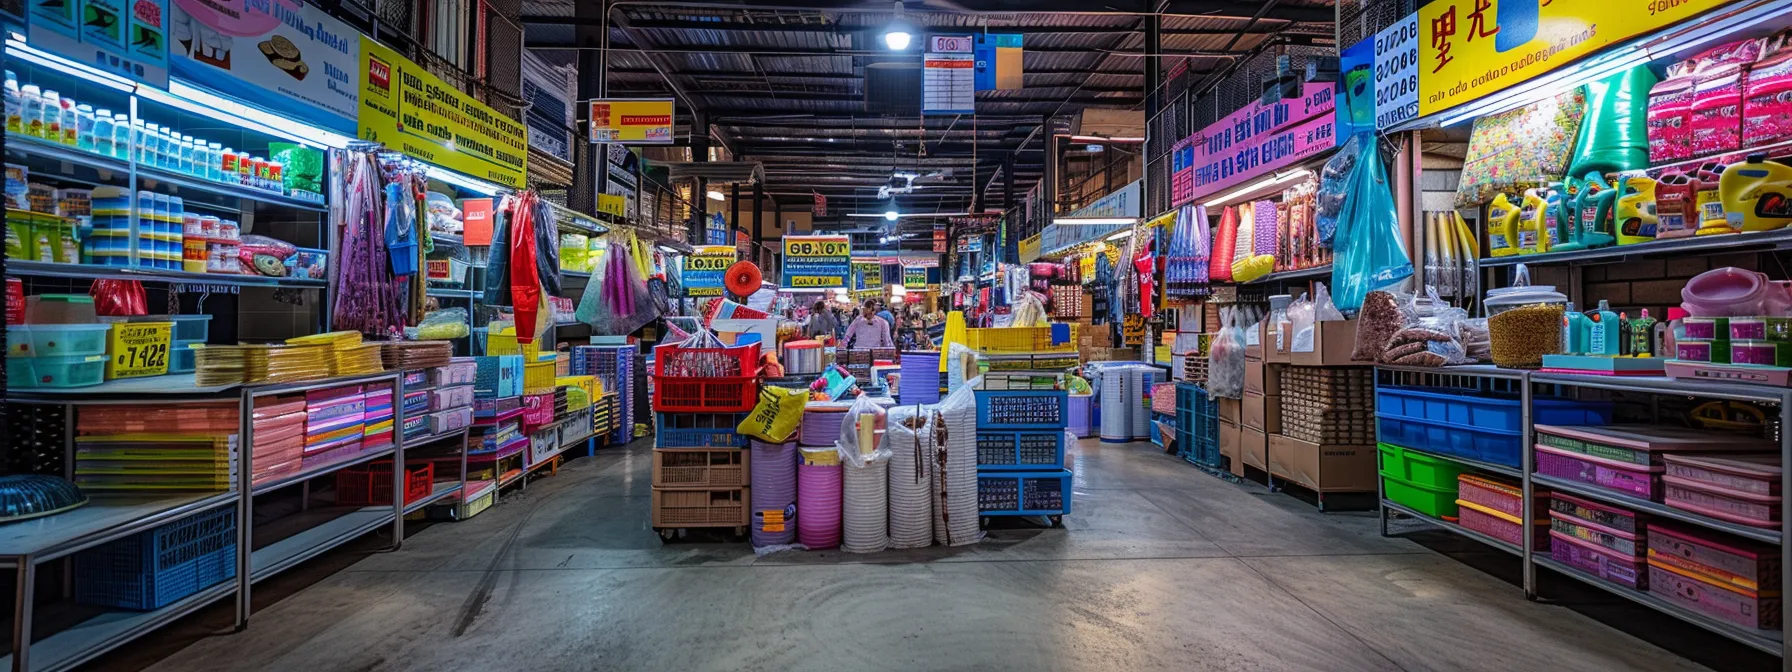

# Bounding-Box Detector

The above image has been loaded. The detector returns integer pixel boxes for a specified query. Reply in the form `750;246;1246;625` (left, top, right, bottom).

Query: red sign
812;191;827;217
461;198;494;246
932;226;946;253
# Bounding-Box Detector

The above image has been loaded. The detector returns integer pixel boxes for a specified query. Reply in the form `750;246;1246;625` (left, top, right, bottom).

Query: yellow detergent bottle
1720;154;1792;233
1487;193;1521;257
1694;162;1733;235
1615;173;1659;245
1516;188;1550;254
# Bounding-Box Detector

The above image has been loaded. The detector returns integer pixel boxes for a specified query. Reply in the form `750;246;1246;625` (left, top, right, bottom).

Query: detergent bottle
1517;188;1551;254
1562;301;1588;354
1542;183;1564;249
1694;162;1733;235
1576;172;1617;249
1584;299;1622;356
1720;154;1792;233
1486;193;1522;257
1615;173;1659;245
1655;171;1697;238
1552;177;1591;252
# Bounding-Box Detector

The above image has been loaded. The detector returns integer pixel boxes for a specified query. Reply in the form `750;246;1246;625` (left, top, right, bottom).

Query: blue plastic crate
1374;386;1611;467
977;469;1073;516
1175;383;1222;468
656;412;749;448
74;506;236;610
976;430;1066;469
974;390;1068;429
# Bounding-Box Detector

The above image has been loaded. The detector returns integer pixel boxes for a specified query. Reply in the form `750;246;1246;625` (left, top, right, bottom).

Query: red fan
725;261;763;296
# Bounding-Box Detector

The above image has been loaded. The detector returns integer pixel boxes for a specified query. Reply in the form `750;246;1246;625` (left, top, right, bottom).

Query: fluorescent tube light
1054;217;1138;226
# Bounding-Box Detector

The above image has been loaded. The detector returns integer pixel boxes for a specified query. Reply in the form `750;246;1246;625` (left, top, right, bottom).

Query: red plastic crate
653;342;761;378
651;375;759;413
335;461;433;506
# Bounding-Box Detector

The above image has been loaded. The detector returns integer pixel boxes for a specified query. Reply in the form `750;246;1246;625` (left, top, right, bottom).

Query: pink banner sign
1185;83;1337;202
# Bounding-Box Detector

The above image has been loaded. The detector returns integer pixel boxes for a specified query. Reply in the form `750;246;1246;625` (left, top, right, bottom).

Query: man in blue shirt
875;300;896;344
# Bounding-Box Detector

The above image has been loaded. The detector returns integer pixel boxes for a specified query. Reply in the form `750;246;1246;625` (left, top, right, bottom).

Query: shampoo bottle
1585;300;1621;355
1562;301;1588;355
1487;193;1522;257
1518;188;1550;254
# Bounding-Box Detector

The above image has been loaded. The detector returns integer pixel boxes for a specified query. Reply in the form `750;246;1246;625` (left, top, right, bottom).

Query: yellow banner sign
588;99;676;144
782;235;851;288
358;38;527;189
683;245;735;297
597;194;627;218
1418;0;1736;116
1018;233;1042;262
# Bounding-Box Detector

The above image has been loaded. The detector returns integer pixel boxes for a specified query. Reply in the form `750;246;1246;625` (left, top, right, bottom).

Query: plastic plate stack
748;440;798;548
885;406;936;549
796;446;842;549
933;394;982;546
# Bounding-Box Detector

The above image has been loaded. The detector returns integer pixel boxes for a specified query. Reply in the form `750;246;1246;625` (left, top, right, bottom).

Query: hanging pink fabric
508;191;542;344
1253;200;1279;257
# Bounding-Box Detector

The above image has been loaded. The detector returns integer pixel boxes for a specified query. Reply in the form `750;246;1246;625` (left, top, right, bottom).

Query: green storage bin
1383;474;1460;518
1378;442;1468;488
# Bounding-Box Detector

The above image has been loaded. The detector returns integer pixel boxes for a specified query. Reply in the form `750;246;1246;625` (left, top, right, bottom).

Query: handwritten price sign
107;322;172;379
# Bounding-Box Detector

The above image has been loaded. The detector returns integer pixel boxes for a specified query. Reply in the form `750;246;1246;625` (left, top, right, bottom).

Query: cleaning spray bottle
1517;188;1551;254
1719;154;1792;233
1694;162;1733;235
1584;299;1622;356
1615;172;1659;245
1487;193;1522;257
1655;171;1697;238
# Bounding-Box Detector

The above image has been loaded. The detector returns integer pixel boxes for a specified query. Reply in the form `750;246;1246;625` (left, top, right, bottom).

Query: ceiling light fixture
883;210;900;221
1104;229;1134;242
883;1;912;50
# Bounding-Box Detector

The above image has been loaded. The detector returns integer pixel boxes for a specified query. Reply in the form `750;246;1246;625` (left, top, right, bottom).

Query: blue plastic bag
1330;132;1413;314
1315;134;1362;248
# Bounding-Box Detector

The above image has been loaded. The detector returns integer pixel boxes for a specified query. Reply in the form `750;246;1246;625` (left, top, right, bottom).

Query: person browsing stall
844;298;893;348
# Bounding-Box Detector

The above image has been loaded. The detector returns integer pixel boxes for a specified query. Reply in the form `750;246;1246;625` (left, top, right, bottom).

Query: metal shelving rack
3;372;411;672
1373;364;1791;659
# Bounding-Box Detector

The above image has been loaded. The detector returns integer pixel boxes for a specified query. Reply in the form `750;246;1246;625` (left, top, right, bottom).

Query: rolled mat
797;447;843;549
841;453;890;553
898;351;942;405
885;405;936;549
799;407;848;447
749;440;798;547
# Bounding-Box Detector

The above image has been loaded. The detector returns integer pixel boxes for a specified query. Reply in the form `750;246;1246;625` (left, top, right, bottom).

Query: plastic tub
132;314;211;342
1378;443;1467;487
9;323;111;357
1377;387;1610;467
1485;278;1567;368
1457;473;1534;519
1384;474;1460;518
1647;562;1779;630
1647;524;1779;592
21;355;107;388
1551;492;1646;538
169;341;199;373
1550;513;1644;557
1662;453;1780;498
1552;530;1648;589
1663;476;1780;528
1535;444;1661;500
1681;267;1792;317
1456;499;1547;548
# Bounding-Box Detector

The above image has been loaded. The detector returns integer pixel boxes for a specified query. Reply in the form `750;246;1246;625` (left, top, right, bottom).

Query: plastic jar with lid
40;90;61;139
3;71;19;133
205;143;223;180
93;109;114;156
59;97;77;146
75;104;97;151
112;115;130;159
20;85;43;138
1485;264;1568;368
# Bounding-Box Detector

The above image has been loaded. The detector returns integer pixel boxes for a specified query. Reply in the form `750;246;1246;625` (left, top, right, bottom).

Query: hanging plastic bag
1315;134;1363;247
1330;134;1414;314
835;394;891;468
1353;289;1414;362
736;385;809;444
1207;307;1247;399
1287;292;1316;353
1010;291;1050;326
1313;282;1346;322
90;280;147;316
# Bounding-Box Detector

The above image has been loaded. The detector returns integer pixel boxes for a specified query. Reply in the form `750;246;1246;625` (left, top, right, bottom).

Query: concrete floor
98;438;1776;672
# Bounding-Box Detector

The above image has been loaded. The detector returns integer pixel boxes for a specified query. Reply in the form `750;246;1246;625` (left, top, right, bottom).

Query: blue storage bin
656;412;749;448
169;340;201;373
1175;383;1221;468
976;430;1066;469
74;506;236;610
974;390;1068;429
1374;386;1611;467
977;469;1073;516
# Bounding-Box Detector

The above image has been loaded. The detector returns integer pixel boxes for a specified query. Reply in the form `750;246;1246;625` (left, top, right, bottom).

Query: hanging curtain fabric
332;151;406;337
1133;237;1156;320
1185;204;1210;291
1209;206;1237;282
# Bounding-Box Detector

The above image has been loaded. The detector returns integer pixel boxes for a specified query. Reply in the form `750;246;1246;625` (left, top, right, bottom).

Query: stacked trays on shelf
570;344;637;445
470;355;527;493
648;343;759;537
974;371;1072;523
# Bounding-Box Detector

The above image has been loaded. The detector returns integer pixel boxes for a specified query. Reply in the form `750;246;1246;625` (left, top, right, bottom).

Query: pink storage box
1533;424;1769;463
1552;530;1648;589
521;393;555;427
1665;477;1781;528
1648;563;1780;631
431;358;478;387
1648;524;1780;593
1457;473;1539;519
1067;394;1093;438
1457;501;1548;549
1535;444;1662;500
429;407;473;434
303;440;366;465
429;385;475;412
474;396;522;417
1664;453;1781;498
1550;492;1645;537
1549;512;1643;557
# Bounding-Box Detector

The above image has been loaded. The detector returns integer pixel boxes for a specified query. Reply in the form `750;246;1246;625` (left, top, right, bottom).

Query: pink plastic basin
1681;267;1792;317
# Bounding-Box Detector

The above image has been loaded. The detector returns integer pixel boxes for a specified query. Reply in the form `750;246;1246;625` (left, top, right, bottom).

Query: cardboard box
1267;434;1378;492
1219;420;1242;476
1241;427;1269;472
1243;361;1282;396
1290;320;1368;367
1262;321;1292;363
1217;397;1241;424
1242;392;1281;434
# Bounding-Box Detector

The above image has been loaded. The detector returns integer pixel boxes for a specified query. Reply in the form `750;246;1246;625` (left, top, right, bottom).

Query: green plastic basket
1383;474;1460;518
1378;443;1467;489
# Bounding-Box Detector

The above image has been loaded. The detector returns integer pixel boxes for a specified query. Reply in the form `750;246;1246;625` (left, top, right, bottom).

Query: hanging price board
782;235;851;288
903;267;928;289
1122;314;1146;347
683;245;735;297
107;322;172;379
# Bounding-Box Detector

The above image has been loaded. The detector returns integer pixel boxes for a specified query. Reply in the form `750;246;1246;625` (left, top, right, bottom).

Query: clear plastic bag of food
1207;307;1247;399
417;307;470;340
1352;289;1414;362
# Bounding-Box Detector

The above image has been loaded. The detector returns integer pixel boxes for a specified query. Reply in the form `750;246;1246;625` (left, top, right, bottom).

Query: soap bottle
1584;175;1619;248
1615;174;1658;245
1585;300;1621;355
1487;193;1522;257
1694;162;1732;235
1562;301;1588;355
1517;188;1550;254
1629;308;1659;357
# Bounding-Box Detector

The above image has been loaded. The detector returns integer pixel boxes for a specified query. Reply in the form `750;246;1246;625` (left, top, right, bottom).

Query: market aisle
112;439;1744;672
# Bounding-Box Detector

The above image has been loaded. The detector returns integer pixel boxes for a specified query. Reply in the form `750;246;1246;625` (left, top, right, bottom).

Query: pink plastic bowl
1681;267;1792;317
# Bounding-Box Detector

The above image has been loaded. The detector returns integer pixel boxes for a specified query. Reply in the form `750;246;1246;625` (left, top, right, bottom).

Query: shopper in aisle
844;298;893;348
875;300;897;343
804;299;840;343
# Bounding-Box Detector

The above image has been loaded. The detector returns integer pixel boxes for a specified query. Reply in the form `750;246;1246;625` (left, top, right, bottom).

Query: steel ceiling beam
521;16;1329;34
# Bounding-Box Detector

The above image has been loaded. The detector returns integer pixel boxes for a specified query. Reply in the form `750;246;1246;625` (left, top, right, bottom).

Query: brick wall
1573;252;1765;318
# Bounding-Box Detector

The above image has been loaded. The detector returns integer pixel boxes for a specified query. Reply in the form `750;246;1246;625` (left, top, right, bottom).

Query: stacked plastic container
749;440;798;547
886;406;936;549
797;446;842;549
